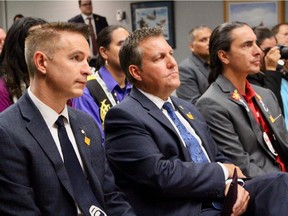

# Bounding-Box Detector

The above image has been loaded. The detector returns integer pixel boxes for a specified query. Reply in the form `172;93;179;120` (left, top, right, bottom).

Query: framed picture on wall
224;1;285;28
131;1;175;48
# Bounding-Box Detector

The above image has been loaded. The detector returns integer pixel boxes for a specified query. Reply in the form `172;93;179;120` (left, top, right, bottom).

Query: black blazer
0;92;134;215
68;14;108;34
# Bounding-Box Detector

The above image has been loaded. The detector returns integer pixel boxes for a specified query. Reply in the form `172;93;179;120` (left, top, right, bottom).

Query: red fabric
241;81;286;172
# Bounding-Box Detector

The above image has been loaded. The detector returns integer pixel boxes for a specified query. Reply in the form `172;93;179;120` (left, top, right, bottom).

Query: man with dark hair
272;23;288;46
104;26;288;216
197;22;288;178
0;22;134;216
176;26;212;104
68;0;108;67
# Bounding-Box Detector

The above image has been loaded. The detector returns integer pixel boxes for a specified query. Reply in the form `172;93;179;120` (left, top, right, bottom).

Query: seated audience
176;26;211;104
104;26;288;216
73;25;131;140
0;17;47;112
196;22;288;178
0;22;135;216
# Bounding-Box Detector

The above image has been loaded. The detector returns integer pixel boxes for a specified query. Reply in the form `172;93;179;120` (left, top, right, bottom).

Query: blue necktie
55;116;106;216
163;102;208;163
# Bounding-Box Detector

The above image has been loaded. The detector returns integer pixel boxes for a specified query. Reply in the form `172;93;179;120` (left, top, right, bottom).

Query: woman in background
73;25;131;141
0;17;47;112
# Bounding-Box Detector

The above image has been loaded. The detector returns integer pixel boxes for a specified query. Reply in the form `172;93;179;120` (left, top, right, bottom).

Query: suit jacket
247;70;284;115
176;53;210;104
196;75;288;178
0;92;134;216
104;87;231;216
68;14;108;35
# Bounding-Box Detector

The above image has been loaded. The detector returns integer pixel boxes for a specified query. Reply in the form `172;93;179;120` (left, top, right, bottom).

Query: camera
263;45;288;59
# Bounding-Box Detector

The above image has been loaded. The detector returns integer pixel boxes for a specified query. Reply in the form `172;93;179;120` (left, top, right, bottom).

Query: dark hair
253;26;276;47
0;17;47;99
208;21;248;84
271;23;288;36
95;25;127;70
119;27;163;84
13;14;24;22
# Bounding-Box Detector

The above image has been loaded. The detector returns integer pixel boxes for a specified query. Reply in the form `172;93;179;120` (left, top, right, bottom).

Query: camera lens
279;45;288;59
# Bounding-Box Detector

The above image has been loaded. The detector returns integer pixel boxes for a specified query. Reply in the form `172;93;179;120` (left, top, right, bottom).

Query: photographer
247;26;288;129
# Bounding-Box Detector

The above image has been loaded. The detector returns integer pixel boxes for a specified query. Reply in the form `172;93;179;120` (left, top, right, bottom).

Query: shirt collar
99;66;132;92
28;87;69;127
137;88;173;110
242;80;256;101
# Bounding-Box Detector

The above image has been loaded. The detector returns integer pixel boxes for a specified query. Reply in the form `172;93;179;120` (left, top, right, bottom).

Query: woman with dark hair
73;25;130;140
0;17;47;112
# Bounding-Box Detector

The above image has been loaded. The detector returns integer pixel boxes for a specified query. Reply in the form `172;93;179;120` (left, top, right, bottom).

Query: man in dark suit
0;22;134;216
176;26;211;104
68;0;108;67
197;22;288;178
104;26;288;216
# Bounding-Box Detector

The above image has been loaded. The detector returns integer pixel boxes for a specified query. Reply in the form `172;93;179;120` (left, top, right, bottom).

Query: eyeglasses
81;2;92;7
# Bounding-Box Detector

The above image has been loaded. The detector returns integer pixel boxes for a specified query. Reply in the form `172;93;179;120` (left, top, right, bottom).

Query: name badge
263;132;278;156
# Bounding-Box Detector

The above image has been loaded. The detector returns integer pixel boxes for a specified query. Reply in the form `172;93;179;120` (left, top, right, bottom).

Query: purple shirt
72;66;132;140
0;78;13;112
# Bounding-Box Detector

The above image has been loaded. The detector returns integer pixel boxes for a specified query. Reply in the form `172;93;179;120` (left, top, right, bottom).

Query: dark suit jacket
247;70;284;115
176;53;210;104
104;87;231;216
68;14;108;35
0;92;134;216
197;75;288;178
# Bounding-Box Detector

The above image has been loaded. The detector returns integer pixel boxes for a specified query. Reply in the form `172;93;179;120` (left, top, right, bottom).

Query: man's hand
223;164;246;179
224;184;250;216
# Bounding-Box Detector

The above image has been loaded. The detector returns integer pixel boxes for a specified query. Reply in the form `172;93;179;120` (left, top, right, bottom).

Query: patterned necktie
163;102;209;163
87;17;97;56
55;116;106;216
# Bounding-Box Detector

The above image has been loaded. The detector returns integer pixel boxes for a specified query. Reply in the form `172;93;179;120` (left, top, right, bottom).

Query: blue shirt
73;66;132;141
281;78;288;130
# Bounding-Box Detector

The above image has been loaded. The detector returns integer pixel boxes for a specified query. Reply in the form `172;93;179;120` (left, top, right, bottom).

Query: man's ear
99;46;108;59
128;65;142;81
218;50;229;65
34;51;48;75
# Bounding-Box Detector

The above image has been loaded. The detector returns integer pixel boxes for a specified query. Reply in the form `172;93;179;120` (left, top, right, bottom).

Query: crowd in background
1;0;288;215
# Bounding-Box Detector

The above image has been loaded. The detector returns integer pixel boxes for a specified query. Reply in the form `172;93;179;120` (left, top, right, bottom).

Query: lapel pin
186;113;194;120
85;136;91;146
81;129;90;146
269;115;275;123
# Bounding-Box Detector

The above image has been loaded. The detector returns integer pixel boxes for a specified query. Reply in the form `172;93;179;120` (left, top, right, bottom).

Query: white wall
1;0;287;62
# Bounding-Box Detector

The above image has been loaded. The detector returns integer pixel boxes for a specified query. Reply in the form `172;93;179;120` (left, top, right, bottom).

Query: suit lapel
69;110;105;206
217;76;276;159
130;88;192;161
19;93;75;200
172;99;215;160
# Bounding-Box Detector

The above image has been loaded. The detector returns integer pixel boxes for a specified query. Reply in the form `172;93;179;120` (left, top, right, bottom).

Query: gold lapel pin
186;113;194;120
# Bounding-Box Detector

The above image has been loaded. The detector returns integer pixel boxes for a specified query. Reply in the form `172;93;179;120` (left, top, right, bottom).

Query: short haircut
271;23;288;35
188;25;210;43
25;22;89;78
208;21;248;84
119;27;163;84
